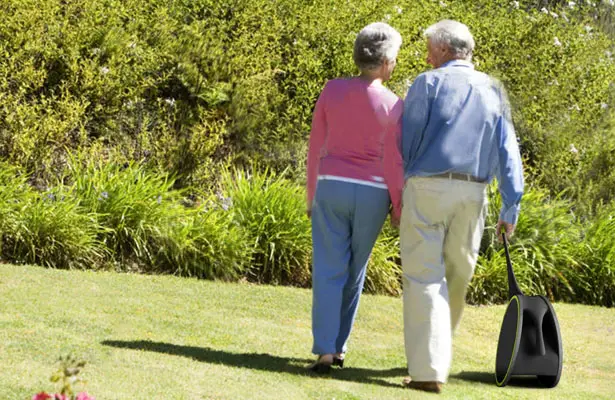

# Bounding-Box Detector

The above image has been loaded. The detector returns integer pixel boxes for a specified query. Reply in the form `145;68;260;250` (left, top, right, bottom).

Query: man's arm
402;74;431;170
495;91;524;239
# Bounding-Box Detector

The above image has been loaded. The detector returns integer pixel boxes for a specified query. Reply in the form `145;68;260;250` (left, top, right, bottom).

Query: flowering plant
32;355;95;400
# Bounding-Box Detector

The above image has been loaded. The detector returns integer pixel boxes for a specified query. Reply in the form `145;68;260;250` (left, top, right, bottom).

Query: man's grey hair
353;22;402;71
424;20;475;60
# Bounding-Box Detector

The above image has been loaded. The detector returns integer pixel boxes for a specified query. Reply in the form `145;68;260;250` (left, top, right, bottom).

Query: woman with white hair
306;22;404;373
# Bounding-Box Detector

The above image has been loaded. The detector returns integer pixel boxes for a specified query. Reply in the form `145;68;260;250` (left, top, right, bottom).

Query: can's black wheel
495;295;524;387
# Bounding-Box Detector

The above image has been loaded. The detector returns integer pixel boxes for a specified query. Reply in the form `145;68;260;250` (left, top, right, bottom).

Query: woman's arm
306;82;329;214
382;99;404;226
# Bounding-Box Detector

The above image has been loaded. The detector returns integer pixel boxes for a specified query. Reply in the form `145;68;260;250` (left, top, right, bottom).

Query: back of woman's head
353;22;402;71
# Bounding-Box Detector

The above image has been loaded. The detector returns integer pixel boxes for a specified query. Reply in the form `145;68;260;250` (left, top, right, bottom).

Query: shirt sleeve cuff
499;205;520;225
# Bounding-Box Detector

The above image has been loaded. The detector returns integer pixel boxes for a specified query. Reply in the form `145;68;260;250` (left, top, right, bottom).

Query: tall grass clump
570;204;615;307
468;184;581;304
66;155;248;279
365;222;402;296
152;200;249;281
219;166;312;286
67;157;181;267
0;162;105;269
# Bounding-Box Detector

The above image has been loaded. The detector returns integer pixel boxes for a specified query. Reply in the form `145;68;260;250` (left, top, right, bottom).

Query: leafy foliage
0;0;614;304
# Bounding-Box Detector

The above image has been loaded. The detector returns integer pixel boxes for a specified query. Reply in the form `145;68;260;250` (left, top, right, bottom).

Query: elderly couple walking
306;19;524;394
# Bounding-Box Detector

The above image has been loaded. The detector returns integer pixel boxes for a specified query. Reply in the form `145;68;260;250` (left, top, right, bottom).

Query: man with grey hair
399;20;523;393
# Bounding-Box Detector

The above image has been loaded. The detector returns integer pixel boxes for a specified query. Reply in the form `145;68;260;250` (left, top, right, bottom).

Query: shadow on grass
102;340;406;389
450;371;494;384
451;371;549;389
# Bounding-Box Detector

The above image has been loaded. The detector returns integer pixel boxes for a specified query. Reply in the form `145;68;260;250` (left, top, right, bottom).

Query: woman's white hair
353;22;402;71
424;20;475;60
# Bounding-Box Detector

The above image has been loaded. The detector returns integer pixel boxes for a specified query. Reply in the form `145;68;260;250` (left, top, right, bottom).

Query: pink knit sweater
306;77;404;221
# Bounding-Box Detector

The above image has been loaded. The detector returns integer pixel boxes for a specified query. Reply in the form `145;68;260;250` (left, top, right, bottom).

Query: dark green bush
0;0;613;188
535;114;615;217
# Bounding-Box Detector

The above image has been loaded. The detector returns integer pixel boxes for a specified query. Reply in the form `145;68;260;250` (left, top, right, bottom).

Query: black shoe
308;361;332;374
307;355;333;374
332;356;344;368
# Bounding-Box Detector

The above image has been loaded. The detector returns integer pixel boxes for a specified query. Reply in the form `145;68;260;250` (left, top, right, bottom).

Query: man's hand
307;209;312;219
391;215;400;229
496;220;515;242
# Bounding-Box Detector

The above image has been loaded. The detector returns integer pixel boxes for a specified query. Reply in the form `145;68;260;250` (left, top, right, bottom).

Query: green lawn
0;264;613;399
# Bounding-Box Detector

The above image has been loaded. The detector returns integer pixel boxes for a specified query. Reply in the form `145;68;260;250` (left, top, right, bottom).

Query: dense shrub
67;155;183;265
0;0;613;187
535;114;615;217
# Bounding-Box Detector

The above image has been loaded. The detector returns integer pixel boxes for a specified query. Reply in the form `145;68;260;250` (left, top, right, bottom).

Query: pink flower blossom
32;393;52;400
76;393;95;400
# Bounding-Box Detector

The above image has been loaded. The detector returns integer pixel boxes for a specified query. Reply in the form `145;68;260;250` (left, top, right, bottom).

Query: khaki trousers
400;176;487;382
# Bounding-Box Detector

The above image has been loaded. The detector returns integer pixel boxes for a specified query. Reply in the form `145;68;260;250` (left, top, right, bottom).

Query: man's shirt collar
440;59;475;69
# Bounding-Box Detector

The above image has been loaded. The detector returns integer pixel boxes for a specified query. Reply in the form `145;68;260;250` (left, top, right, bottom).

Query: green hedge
0;0;613;185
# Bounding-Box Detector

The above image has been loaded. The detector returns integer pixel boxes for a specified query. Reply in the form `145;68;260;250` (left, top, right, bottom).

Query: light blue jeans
311;179;390;355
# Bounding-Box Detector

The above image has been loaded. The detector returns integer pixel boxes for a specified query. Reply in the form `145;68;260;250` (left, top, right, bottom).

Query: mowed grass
0;264;613;399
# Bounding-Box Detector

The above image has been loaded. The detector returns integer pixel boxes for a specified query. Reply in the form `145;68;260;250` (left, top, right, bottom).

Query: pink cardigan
306;78;404;221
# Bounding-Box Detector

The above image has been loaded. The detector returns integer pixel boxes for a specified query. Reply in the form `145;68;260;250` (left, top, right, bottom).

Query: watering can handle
502;232;523;297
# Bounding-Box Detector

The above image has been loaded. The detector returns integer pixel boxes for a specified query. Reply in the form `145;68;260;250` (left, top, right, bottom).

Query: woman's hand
392;218;400;229
390;211;400;229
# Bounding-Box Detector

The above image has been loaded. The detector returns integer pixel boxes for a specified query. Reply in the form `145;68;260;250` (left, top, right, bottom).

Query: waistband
429;172;485;183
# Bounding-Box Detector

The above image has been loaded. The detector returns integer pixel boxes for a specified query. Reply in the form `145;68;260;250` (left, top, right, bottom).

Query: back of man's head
424;20;475;61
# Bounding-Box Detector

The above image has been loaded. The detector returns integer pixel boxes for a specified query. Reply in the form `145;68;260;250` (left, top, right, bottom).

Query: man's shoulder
438;67;503;92
414;70;436;83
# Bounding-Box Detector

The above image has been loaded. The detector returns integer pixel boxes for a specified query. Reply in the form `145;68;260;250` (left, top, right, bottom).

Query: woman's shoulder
373;85;403;107
323;77;356;89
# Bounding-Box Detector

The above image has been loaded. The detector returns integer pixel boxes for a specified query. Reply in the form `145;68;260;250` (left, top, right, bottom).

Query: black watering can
494;233;563;387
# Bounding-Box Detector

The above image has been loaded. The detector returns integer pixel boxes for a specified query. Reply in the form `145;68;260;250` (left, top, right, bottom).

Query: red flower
31;393;52;400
